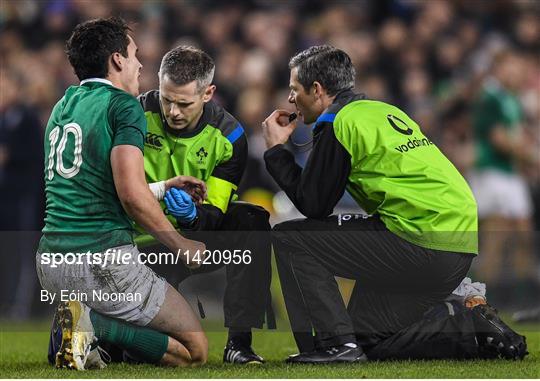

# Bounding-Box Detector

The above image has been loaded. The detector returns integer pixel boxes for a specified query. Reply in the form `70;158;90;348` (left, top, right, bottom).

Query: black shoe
286;345;367;364
472;304;528;360
223;340;264;364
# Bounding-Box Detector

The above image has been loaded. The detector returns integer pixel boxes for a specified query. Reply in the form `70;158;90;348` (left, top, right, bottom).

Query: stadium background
0;0;539;322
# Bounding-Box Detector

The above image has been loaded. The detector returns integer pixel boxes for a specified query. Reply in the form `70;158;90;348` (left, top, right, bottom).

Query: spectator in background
0;69;44;318
439;100;475;176
469;51;539;306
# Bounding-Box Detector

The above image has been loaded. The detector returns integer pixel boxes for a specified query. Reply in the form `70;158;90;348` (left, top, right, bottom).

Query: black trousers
148;202;273;329
273;214;473;352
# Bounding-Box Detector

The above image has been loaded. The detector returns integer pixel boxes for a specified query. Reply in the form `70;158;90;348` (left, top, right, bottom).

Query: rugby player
38;17;209;370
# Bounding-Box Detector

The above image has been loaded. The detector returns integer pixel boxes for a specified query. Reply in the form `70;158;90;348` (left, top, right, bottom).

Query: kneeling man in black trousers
262;45;527;363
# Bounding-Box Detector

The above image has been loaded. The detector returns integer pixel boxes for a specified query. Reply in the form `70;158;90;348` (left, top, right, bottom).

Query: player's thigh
36;244;168;326
86;245;170;326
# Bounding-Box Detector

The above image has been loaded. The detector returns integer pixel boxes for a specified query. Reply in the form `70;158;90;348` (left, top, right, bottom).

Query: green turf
0;320;538;378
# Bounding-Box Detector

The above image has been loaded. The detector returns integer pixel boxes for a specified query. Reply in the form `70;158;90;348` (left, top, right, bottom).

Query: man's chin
169;122;187;130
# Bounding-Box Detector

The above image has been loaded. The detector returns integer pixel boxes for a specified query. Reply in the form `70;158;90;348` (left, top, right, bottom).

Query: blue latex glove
164;188;197;224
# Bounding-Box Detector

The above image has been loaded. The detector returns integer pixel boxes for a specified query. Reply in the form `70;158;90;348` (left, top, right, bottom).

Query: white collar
80;78;113;86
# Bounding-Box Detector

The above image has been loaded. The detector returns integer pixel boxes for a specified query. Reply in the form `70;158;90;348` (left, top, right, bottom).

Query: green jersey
38;79;147;254
265;91;478;254
473;78;523;173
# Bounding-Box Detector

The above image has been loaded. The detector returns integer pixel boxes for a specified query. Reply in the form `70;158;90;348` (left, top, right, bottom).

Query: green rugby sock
90;310;168;363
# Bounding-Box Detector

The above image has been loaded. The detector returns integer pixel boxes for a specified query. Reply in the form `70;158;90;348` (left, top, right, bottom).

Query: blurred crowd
1;0;539;316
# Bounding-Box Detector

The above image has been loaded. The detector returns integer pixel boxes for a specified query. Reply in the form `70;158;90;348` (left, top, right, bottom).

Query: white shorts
36;244;167;326
468;169;533;219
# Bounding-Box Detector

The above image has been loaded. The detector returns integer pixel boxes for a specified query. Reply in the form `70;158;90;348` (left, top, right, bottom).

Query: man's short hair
66;17;131;81
289;45;356;96
159;46;215;92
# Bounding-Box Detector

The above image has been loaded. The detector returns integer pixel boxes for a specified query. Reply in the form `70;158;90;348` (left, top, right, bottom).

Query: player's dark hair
289;45;355;96
66;17;131;81
159;46;215;92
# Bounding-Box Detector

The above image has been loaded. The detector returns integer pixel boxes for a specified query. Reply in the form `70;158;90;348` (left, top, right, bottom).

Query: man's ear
202;84;216;103
110;52;123;72
312;81;324;98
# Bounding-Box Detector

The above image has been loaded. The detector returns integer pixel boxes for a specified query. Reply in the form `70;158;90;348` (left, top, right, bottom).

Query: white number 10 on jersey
47;123;83;180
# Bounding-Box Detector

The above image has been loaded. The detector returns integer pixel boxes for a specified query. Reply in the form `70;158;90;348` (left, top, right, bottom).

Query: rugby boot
55;301;97;370
472;304;528;360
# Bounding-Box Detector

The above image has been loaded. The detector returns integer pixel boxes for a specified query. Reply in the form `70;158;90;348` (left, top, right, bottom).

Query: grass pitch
0;320;538;378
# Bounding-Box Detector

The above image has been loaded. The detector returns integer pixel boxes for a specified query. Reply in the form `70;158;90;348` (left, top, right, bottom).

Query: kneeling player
39;18;208;370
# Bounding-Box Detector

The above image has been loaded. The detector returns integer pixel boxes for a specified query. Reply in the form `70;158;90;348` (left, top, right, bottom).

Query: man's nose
169;103;181;117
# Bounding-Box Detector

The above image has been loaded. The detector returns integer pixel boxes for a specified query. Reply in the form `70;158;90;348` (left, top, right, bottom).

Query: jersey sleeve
109;92;147;152
475;91;508;137
263;124;351;218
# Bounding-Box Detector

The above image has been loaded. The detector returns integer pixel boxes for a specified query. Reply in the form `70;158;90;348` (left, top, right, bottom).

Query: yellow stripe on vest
206;176;237;213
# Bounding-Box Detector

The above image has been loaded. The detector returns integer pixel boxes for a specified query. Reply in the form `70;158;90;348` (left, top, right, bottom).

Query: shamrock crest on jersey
196;147;208;164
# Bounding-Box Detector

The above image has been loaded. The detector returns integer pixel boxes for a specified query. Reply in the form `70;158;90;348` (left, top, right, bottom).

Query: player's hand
164;188;198;225
165;175;207;205
178;238;207;269
262;109;298;149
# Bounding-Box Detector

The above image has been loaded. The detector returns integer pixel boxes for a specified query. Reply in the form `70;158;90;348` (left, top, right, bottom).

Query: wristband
149;181;166;201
